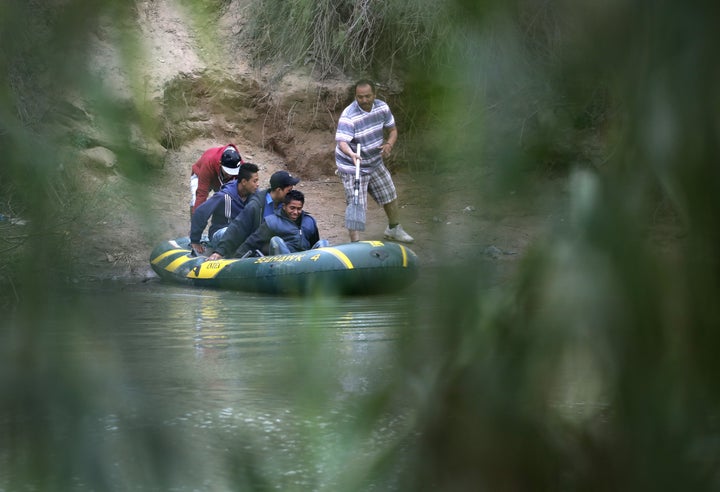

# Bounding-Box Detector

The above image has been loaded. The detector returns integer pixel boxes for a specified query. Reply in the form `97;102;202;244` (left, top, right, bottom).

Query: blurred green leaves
2;0;720;490
393;0;720;488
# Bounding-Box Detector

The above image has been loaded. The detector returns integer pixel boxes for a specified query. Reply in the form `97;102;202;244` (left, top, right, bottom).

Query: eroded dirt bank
70;0;560;282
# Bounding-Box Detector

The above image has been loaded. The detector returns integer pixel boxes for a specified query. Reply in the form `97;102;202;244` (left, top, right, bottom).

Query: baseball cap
270;170;300;189
220;147;242;176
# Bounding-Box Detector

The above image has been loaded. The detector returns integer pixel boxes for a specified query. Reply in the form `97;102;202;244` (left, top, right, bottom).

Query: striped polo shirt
335;99;395;174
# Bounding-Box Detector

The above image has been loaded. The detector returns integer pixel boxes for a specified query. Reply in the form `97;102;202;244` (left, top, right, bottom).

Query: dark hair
354;79;376;94
284;189;305;205
237;162;259;182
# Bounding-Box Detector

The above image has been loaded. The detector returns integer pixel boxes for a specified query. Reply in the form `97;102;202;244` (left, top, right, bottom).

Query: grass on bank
2;0;719;490
243;0;452;79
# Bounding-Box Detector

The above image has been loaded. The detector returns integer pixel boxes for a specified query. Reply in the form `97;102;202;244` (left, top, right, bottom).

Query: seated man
189;163;259;255
236;189;328;257
207;170;300;260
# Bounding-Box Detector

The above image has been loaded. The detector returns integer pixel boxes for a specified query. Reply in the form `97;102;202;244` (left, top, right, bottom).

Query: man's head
269;170;300;201
220;146;242;177
282;189;305;222
354;79;376;112
236;163;260;197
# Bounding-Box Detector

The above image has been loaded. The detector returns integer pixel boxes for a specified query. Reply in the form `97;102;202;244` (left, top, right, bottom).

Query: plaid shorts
340;163;397;208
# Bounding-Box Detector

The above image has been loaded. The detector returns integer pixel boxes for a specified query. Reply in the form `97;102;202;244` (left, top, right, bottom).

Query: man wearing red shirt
190;144;243;215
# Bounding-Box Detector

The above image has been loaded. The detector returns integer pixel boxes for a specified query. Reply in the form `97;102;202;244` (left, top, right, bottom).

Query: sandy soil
77;0;564;282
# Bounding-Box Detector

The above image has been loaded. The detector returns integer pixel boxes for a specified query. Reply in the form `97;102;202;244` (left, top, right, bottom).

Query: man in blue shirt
335;79;414;244
236;189;328;256
206;170;300;259
189;163;259;256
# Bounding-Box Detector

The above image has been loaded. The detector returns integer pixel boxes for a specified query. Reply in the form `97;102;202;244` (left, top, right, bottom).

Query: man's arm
237;222;272;256
338;140;360;160
211;214;244;258
193;172;213;212
209;200;259;258
189;196;219;254
381;126;398;157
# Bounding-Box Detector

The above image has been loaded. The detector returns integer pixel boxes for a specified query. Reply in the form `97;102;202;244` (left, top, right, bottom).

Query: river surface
2;279;421;491
2;264;601;491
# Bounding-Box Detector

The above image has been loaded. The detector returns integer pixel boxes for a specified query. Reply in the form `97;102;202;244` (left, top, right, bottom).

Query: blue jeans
208;227;228;249
269;237;330;255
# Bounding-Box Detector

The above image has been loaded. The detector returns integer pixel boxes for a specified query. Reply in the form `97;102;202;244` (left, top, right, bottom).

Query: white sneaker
384;224;414;243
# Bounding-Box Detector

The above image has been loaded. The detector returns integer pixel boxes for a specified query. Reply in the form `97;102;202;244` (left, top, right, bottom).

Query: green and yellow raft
149;237;419;295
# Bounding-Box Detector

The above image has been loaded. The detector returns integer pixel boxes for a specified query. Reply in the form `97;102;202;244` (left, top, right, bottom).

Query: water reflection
27;281;415;490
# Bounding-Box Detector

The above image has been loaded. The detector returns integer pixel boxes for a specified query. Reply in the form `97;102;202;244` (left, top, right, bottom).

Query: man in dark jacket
236;190;327;256
207;170;300;260
189;163;259;255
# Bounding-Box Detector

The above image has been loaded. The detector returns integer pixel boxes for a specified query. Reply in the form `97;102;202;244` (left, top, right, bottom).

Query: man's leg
208;227;228;250
312;239;330;249
383;199;400;226
270;236;291;255
369;165;414;243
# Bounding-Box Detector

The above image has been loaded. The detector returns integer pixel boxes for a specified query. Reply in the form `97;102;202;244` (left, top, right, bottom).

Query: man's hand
380;142;393;157
206;252;223;261
191;242;205;255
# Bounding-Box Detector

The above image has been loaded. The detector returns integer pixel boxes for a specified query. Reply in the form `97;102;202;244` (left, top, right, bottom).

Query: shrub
244;0;452;79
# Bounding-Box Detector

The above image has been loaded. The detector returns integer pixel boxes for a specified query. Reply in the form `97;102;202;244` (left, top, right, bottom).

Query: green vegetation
241;0;612;176
244;0;451;79
0;0;163;296
2;0;720;490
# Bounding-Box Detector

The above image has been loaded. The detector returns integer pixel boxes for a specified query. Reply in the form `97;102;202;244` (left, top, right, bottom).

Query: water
1;280;417;491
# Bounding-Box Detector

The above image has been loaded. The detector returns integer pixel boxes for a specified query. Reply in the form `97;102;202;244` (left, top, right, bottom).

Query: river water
2;279;422;491
2;262;608;490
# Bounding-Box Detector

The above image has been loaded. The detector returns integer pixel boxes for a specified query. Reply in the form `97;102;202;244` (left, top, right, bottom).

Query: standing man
190;143;244;215
206;170;300;260
189;163;260;256
335;79;414;243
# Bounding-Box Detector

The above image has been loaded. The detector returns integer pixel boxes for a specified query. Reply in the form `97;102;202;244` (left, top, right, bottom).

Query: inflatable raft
149;237;419;295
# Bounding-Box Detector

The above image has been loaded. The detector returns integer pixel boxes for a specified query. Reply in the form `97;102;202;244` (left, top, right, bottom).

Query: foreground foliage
2;0;720;490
